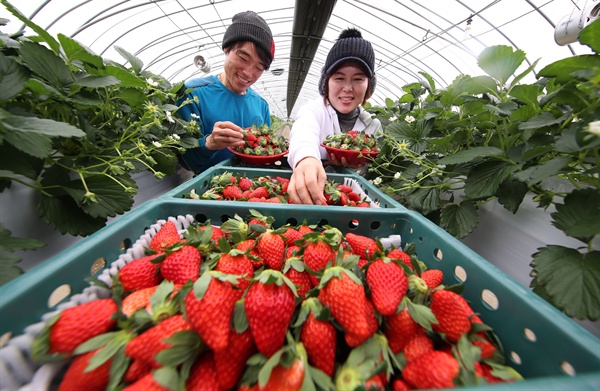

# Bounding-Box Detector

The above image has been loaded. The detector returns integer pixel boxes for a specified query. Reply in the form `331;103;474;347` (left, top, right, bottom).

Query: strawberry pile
183;171;372;207
233;125;288;156
31;211;523;391
322;130;379;152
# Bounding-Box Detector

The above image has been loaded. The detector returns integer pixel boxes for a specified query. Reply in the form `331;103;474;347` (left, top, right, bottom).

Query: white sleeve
287;100;329;169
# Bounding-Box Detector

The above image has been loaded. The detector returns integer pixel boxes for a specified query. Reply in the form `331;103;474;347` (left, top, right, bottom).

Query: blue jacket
177;75;271;173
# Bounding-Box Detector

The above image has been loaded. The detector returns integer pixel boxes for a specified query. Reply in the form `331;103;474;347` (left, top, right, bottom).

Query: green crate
0;200;598;390
160;165;405;209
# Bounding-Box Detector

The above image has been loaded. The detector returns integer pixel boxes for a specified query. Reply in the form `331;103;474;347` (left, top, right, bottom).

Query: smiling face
326;62;370;114
222;42;266;94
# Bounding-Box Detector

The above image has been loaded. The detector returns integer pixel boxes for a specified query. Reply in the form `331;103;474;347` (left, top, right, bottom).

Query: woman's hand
205;121;245;150
288;157;328;205
327;152;364;170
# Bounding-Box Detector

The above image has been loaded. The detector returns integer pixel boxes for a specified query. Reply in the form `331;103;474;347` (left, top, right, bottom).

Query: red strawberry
260;356;305;391
125;314;194;368
344;297;379;347
402;330;434;362
160;245;201;284
265;196;282;203
286;244;301;259
241;189;253;198
472;334;497;359
149;221;180;253
239;177;253;191
36;298;118;357
387;248;412;269
392;378;411;391
236;239;263;269
122;372;170;391
283;258;313;299
366;258;408;316
256;231;285;270
58;349;111;391
281;226;303;246
122;285;158;317
250;186;270;199
384;308;420;354
402;350;460;389
186;352;222;391
214;328;256;390
200;224;226;242
244;270;297;357
223;184;243;200
184;271;239;351
430;289;474;342
296;223;314;236
302;235;337;286
319;267;377;347
345;232;381;259
299;299;336;377
119;254;163;292
123;359;152;384
215;251;254;298
422;269;444;289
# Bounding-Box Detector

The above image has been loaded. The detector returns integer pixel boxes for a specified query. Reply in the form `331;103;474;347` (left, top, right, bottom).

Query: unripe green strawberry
186;352;221;391
402;350;460;389
58;349;111;391
184;271;238;351
430;289;474;342
125;314;193;368
256;231;285;270
214;328;256;390
384;308;420;354
149;221;180;253
160;245;201;284
244;270;297;357
119;254;163;292
366;258;408;316
35;298;118;357
299;299;336;377
345;232;381;259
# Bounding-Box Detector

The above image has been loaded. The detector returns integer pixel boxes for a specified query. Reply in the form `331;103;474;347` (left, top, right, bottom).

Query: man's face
222;42;266;94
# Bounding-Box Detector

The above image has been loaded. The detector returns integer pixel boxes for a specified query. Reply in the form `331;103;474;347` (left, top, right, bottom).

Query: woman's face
222;42;266;94
327;63;369;114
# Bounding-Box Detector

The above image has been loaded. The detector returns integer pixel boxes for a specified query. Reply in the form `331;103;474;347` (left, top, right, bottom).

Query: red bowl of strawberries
228;125;289;164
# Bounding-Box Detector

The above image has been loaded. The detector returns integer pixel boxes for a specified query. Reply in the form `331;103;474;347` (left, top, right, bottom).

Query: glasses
232;49;265;74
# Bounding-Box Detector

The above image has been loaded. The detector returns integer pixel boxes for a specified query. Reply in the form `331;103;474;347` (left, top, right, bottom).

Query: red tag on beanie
270;40;275;58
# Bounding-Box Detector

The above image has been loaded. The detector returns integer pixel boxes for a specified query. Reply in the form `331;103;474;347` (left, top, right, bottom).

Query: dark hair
321;60;376;104
222;11;275;70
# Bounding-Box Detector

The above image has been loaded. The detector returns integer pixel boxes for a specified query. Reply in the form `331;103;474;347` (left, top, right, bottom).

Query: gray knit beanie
222;11;275;66
319;28;376;96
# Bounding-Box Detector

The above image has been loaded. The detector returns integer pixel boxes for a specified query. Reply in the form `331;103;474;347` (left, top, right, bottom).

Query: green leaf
1;126;53;158
57;34;104;68
0;109;85;136
496;179;528;213
73;75;121;88
579;19;600;52
0;0;60;54
0;53;30;101
512;157;570;185
465;161;518;199
114;46;143;75
405;299;438;330
0;141;44;179
477;45;526;86
0;249;24;286
154;367;180;391
440;201;478;239
63;175;135;219
461;75;498;95
0;225;45;251
438;146;504;165
551;188;600;241
97;65;145;88
19;41;73;86
518;112;566;130
538;55;600;84
39;194;107;236
117;88;147;108
409;187;440;215
418;71;436;94
531;246;600;320
509;84;540;109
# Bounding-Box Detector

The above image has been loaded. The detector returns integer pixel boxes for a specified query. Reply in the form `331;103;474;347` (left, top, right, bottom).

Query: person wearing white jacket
287;28;381;205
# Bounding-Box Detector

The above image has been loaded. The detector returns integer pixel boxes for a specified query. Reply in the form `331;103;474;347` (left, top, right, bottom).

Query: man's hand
205;121;245;150
327;152;364;170
288;157;328;205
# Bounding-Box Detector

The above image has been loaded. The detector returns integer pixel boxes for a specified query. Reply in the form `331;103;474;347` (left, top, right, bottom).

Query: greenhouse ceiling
1;0;597;121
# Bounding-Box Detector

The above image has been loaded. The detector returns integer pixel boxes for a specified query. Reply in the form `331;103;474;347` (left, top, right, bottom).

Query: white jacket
287;97;382;169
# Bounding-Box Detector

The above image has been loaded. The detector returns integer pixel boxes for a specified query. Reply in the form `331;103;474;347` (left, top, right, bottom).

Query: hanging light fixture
271;68;284;76
463;15;474;41
194;54;211;73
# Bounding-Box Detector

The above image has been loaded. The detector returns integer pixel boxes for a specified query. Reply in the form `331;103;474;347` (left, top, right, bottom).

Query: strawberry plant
25;211;525;390
322;130;379;153
367;20;600;321
0;4;200;284
233;124;288;156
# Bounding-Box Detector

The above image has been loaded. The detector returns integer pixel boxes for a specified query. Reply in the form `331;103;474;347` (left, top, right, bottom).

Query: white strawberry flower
166;111;175;123
587;120;600;136
405;115;415;123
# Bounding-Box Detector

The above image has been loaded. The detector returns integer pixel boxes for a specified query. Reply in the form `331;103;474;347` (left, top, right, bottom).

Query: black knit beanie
222;11;275;66
319;28;376;96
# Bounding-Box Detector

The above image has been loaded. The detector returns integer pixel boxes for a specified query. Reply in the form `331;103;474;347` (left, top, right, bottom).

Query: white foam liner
0;205;401;390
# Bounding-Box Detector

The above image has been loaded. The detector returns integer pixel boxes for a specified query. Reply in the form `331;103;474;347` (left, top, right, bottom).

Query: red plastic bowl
228;147;288;164
321;144;379;164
